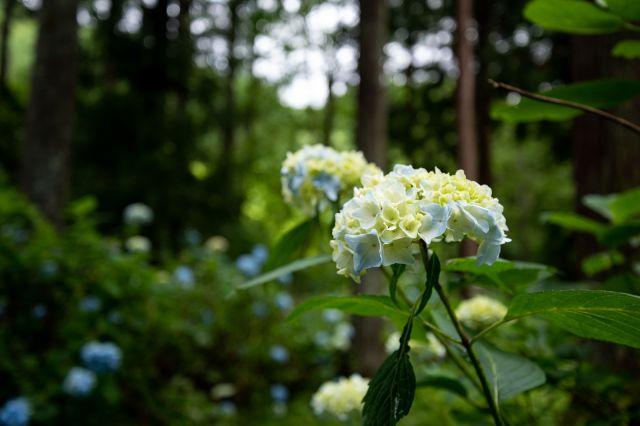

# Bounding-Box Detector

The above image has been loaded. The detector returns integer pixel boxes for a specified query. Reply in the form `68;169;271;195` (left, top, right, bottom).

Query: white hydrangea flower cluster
455;295;507;329
385;331;446;361
331;165;509;282
281;144;381;215
310;374;369;421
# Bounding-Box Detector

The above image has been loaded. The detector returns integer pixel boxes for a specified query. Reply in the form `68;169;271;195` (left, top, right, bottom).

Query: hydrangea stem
419;242;503;426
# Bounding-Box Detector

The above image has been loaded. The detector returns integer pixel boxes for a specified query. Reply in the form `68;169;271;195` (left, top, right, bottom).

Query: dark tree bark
474;0;491;186
0;0;15;92
570;34;640;262
356;0;388;169
456;0;479;181
20;0;79;226
456;0;479;257
353;0;388;377
322;72;335;146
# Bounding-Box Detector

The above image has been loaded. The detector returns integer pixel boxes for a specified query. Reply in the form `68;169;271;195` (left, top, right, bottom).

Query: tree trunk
570;34;640;262
0;0;15;92
353;0;388;377
474;0;491;186
456;0;479;257
20;0;79;227
322;72;335;146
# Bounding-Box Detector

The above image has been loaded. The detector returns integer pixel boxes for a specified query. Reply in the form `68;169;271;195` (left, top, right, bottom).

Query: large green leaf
264;218;315;271
506;290;640;348
286;294;407;323
524;0;624;34
584;187;640;224
491;79;640;123
476;343;546;403
606;0;640;20
445;257;554;293
542;212;607;235
363;326;416;426
237;255;331;289
612;40;640;59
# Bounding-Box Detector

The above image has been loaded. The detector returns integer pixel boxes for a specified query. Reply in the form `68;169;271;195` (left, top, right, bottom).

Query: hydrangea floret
455;295;507;329
281;144;381;215
331;165;509;282
310;374;369;421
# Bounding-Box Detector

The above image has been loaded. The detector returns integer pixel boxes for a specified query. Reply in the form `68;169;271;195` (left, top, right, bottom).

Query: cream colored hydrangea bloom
281;144;381;215
385;331;446;361
455;295;507;329
331;164;509;282
310;374;369;421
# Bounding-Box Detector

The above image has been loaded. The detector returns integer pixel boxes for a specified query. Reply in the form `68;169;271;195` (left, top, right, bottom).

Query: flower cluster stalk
418;242;503;426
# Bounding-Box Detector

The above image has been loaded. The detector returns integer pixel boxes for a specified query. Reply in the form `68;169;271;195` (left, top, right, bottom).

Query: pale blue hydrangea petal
344;230;383;274
476;240;501;265
312;172;341;202
350;192;379;229
418;203;450;244
381;238;415;266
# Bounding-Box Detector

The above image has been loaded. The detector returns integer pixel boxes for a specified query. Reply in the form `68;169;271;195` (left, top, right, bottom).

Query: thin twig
488;79;640;136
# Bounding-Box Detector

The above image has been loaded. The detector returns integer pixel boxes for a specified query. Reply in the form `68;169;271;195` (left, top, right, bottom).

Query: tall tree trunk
322;72;335;146
456;0;479;257
20;0;79;227
570;34;640;262
566;33;640;418
353;0;388;377
0;0;15;92
474;0;491;186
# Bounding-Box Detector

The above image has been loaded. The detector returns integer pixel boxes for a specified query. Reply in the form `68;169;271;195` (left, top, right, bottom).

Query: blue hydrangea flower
184;228;202;246
274;292;293;312
235;254;262;277
173;266;195;289
217;401;237;416
201;309;214;326
40;260;59;278
312;172;341;202
251;301;269;318
63;367;96;397
81;341;122;373
79;296;102;313
269;345;289;363
270;384;290;402
0;398;30;426
31;305;47;319
251;244;268;263
277;272;293;285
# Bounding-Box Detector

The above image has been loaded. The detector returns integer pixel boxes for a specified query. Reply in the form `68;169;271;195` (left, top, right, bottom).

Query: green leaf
599;222;640;246
417;253;440;315
362;349;416;426
416;375;468;399
606;0;640;20
542;212;607;234
585;187;640;224
582;251;624;276
491;79;640;123
237;255;331;289
506;290;640;348
445;257;554;293
264;218;315;270
286;294;407;323
389;264;406;307
524;0;624;34
476;343;546;403
612;40;640;59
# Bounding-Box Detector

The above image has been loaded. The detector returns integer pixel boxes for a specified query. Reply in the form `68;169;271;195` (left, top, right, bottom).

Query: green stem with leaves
419;241;504;426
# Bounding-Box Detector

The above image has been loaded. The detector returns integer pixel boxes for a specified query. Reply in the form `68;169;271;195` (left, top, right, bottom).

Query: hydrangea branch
419;242;503;426
488;79;640;135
